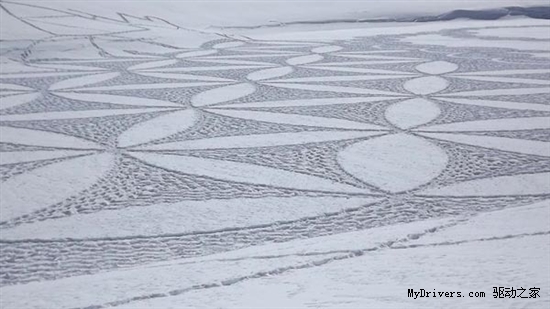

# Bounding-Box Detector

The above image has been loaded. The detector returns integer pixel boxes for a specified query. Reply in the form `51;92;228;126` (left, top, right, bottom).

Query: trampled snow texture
0;1;549;308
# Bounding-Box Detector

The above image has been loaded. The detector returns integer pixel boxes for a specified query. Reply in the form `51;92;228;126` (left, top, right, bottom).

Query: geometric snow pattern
1;3;549;303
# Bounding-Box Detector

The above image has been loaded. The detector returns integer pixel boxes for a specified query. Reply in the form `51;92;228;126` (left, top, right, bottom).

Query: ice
1;1;549;308
403;33;550;50
472;26;550;39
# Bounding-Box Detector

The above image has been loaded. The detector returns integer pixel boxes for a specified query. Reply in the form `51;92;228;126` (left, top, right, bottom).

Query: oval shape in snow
385;98;440;129
338;133;448;192
415;61;458;75
118;109;199;147
247;66;293;81
404;76;449;95
191;83;256;107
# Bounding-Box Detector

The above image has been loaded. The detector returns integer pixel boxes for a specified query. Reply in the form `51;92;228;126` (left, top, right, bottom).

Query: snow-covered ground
1;1;549;308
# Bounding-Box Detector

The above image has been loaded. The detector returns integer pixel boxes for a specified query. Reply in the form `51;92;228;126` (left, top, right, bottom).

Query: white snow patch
338;133;448;192
385;98;440;129
0;153;113;220
1;197;380;240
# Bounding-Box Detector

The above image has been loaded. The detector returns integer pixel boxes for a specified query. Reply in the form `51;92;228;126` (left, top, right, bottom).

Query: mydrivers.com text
408;287;541;299
408;289;485;299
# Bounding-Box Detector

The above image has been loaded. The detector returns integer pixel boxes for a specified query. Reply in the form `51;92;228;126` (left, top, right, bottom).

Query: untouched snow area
0;0;549;308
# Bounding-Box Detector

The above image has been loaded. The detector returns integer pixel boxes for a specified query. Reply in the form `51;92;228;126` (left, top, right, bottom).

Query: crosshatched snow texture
0;1;549;309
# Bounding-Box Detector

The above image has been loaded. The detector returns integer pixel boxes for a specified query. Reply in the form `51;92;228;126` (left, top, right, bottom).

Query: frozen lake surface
0;1;549;308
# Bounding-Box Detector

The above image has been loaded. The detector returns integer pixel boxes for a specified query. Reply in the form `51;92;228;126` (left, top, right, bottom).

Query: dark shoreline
219;6;550;29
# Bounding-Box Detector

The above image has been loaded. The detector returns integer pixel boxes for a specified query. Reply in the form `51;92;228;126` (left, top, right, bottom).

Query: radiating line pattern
0;2;549;308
